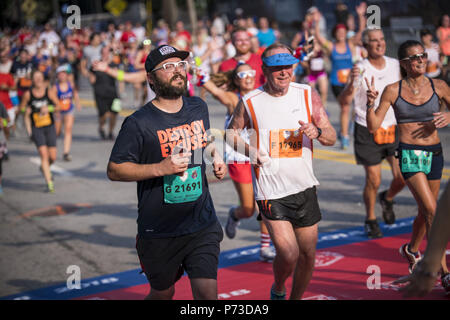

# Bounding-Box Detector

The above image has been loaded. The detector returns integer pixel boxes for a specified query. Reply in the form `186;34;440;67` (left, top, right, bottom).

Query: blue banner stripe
1;217;414;300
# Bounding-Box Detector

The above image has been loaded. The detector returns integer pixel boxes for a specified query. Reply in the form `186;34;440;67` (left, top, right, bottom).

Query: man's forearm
317;125;336;146
107;161;162;182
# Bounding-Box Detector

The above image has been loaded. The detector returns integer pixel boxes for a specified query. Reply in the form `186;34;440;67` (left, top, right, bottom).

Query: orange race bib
60;98;72;111
113;55;121;64
269;129;303;158
373;125;396;145
33;112;52;128
426;62;438;73
19;78;32;88
337;68;350;84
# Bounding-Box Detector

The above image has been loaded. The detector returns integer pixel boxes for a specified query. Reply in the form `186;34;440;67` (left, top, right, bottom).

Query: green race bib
163;166;202;204
401;149;433;175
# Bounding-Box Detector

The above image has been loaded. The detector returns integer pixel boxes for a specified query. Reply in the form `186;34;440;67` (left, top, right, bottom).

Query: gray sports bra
393;77;440;124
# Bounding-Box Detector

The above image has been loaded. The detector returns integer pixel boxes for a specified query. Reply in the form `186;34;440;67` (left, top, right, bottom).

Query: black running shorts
95;95;118;117
354;122;398;166
31;125;57;148
135;221;223;291
257;186;322;228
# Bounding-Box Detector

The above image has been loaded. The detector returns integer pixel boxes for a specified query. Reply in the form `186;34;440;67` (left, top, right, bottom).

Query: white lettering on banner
318;219;413;243
218;289;251;300
54;277;119;294
315;251;344;267
303;295;337;300
13;296;31;300
383;220;414;230
225;247;261;260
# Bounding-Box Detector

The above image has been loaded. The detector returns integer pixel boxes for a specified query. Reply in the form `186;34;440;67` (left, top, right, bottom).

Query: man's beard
152;73;187;99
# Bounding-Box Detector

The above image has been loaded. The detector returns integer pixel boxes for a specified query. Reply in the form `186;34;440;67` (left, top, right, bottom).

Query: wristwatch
316;127;322;139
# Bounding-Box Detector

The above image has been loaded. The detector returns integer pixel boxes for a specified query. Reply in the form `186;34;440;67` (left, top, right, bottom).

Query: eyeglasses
236;70;256;79
152;61;188;72
401;52;428;62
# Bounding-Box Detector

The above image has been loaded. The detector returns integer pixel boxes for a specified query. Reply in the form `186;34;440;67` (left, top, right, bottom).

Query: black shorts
257;186;322;228
331;84;346;99
354;122;398;166
398;142;443;181
94;94;118;117
136;221;223;291
31;125;57;148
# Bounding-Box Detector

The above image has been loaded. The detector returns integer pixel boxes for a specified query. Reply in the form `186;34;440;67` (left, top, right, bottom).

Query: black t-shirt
11;60;33;92
109;96;217;238
89;64;118;99
29;87;54;127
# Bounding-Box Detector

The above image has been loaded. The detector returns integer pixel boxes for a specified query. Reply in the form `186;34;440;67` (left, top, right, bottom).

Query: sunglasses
401;52;428;62
153;61;188;72
236;70;256;79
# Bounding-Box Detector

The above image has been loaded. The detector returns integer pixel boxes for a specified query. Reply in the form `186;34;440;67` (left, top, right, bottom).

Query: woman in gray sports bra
365;40;450;292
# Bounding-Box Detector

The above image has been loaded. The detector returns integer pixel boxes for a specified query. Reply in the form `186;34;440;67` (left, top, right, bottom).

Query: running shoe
341;135;350;150
260;246;276;262
399;243;421;274
108;133;115;141
364;219;383;239
378;190;396;225
225;206;240;239
63;153;72;162
270;284;286;300
99;128;106;140
441;273;450;295
47;181;55;193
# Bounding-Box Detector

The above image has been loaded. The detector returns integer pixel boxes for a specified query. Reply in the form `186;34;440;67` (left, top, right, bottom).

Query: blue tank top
56;82;75;113
330;42;353;86
393;77;440;124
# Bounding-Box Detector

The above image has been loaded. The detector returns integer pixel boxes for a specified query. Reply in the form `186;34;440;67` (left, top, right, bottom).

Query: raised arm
365;77;397;133
350;2;368;46
312;18;332;55
92;61;147;83
201;77;238;114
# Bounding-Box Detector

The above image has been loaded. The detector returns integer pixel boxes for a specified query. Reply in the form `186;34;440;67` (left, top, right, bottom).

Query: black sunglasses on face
401;52;428;62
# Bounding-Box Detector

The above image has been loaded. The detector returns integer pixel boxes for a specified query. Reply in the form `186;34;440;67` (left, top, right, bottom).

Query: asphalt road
0;76;449;298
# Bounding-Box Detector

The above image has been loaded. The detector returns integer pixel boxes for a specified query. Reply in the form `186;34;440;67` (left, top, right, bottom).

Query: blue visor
262;53;299;66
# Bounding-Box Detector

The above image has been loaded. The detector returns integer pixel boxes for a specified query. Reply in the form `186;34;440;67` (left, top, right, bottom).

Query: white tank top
242;83;319;201
354;56;400;129
425;44;441;78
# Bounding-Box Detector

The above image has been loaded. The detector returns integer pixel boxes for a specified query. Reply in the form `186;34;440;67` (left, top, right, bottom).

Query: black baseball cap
145;45;190;72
